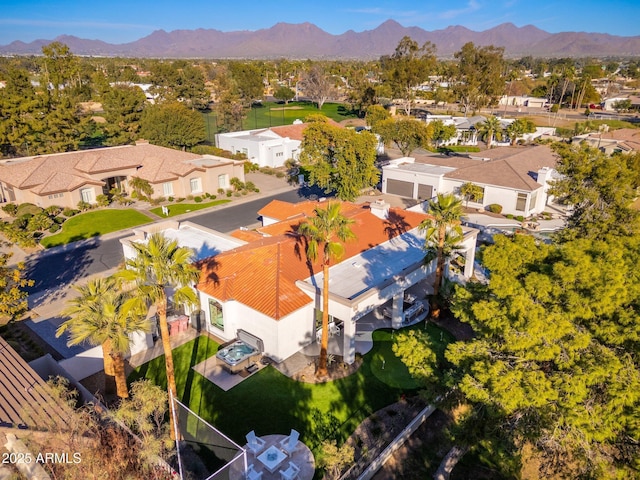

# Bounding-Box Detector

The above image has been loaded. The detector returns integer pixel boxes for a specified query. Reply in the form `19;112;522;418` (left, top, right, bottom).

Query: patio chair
279;461;300;480
245;430;266;455
246;463;262;480
329;322;340;336
279;429;300;456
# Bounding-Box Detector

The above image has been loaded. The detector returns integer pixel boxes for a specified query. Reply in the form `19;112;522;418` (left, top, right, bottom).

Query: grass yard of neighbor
150;199;231;218
41;209;152;248
130;323;453;458
203;101;358;142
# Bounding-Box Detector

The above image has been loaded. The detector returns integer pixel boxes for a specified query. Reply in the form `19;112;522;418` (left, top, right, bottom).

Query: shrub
1;204;18;216
187;195;194;201
506;214;514;219
515;215;524;222
488;203;503;214
275;171;286;178
48;224;60;233
62;208;79;217
176;198;185;203
96;194;111;207
44;205;63;216
210;195;216;200
245;181;257;192
226;191;232;197
217;188;225;195
16;203;43;217
77;200;92;211
53;216;66;224
168;196;174;202
194;196;203;203
550;104;559;113
13;216;30;230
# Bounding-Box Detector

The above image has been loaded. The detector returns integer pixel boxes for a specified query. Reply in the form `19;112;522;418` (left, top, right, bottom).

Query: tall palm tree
477;115;504;149
57;276;150;398
116;233;199;439
420;193;464;319
298;202;356;377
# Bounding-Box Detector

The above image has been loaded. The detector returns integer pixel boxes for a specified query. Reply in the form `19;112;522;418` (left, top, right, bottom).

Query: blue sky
0;0;639;45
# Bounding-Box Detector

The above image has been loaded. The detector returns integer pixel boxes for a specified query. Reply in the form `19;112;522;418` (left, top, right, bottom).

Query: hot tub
216;340;260;374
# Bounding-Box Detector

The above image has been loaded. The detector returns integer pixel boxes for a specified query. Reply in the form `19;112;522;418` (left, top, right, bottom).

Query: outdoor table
257;444;287;473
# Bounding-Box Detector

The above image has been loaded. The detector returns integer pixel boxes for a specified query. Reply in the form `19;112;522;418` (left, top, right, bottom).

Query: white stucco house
381;145;559;217
120;200;478;366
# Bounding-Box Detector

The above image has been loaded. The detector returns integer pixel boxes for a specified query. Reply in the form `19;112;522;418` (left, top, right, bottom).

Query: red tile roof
197;201;428;319
269;120;342;141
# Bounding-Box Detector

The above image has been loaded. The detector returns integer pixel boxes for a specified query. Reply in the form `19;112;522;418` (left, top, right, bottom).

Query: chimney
370;199;390;220
537;166;554;186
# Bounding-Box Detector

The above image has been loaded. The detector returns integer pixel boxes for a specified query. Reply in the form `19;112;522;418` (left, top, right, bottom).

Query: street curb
27;181;297;260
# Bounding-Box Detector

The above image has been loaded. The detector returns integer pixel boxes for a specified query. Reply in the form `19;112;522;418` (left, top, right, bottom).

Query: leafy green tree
228;61;265;106
458;182;484;207
506;118;536;145
273;85;295;104
116;233;200;439
102;84;147;145
0;68;41;156
57;276;150;398
453;43;505;115
299;203;356;377
149;60;209;110
476;115;504;149
319;440;355;480
430;120;457;148
612;99;632;112
41;42;80;97
380;36;436;116
364;104;391;130
0;252;34;323
447;234;640;478
419;193;463;318
550;143;640;240
299;122;379;201
375;117;432;156
140;102;205;150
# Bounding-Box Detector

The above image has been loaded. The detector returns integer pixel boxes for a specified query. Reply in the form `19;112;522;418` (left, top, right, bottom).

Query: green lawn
129;323;452;454
203;101;358;141
150;199;231;217
40;209;152;248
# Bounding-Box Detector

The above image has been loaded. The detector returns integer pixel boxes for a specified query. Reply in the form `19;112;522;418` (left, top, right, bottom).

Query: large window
190;177;202;193
218;174;228;189
80;188;94;203
515;192;528;212
163;182;174;196
208;299;224;330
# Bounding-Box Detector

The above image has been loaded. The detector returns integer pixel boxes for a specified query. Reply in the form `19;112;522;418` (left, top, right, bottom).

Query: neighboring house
424;114;485;146
0;336;69;431
215;120;343;168
498;95;548;109
0;141;245;208
382;145;558;217
572;127;640;155
121;200;478;366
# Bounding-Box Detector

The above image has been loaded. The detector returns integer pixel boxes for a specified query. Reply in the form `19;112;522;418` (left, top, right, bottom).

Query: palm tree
116;233;200;438
477;115;504;149
420;193;464;319
298;202;356;377
57;277;150;398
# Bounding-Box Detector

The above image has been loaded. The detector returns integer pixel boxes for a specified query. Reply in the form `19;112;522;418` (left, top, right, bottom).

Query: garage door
386;179;413;197
417;184;433;200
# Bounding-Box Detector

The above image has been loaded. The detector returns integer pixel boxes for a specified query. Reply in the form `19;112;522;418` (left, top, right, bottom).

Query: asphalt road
25;187;324;295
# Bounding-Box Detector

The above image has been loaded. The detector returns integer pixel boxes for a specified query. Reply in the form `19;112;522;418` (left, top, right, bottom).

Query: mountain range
1;20;639;59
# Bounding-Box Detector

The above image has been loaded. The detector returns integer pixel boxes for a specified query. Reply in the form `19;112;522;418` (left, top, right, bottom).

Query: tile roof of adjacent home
406;145;557;192
0;337;68;430
0;142;210;194
268;119;342;141
197;201;428;319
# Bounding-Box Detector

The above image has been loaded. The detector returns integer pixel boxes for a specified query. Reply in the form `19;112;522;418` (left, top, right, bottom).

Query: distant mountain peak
0;21;636;58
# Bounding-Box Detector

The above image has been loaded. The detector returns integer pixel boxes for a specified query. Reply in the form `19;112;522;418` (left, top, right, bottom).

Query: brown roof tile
198;201;428;319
